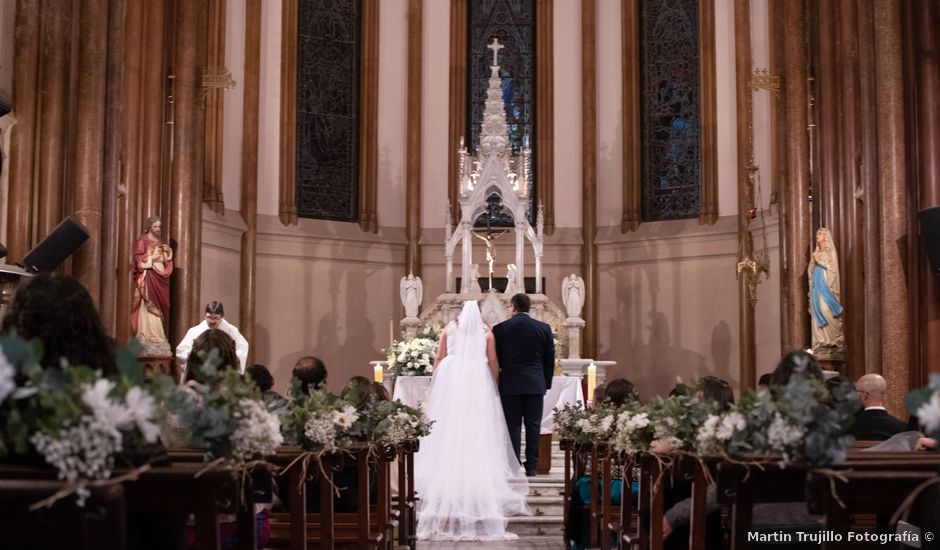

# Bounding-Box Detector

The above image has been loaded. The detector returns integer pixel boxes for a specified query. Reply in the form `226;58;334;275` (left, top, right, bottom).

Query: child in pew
566;379;641;550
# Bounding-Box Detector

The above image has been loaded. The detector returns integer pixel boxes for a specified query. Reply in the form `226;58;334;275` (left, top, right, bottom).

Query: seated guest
658;376;735;550
770;349;824;386
183;329;239;383
1;273;117;375
567;378;639;550
176;301;249;377
247;363;287;409
850;374;907;441
372;381;391;402
341;375;377;410
292;356;328;395
757;373;772;393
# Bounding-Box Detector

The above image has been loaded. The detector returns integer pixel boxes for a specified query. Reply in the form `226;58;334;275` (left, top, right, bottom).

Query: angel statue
562;274;585;319
807;228;844;350
400;273;423;319
504;264;519;295
465;264;483;294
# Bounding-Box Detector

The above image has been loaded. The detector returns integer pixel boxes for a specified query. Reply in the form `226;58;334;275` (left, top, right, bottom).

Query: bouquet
360;399;433;445
0;335;165;505
386;325;441;376
280;381;363;451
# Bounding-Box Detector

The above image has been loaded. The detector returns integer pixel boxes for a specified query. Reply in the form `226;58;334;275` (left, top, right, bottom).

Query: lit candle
587;363;597;403
374;363;384;384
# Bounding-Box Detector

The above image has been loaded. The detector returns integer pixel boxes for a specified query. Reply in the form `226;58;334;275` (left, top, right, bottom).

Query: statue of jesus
131;216;173;350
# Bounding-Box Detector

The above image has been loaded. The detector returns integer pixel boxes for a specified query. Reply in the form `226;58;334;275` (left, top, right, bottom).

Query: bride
415;300;530;541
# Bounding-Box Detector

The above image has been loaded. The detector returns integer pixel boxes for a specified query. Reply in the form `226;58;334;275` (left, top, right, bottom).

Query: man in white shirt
176;301;249;377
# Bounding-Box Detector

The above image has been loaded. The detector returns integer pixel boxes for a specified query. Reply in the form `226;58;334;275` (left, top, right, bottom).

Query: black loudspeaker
18;216;90;273
920;206;940;276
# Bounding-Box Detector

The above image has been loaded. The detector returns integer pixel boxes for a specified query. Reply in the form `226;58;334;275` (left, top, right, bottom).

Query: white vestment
175;319;249;377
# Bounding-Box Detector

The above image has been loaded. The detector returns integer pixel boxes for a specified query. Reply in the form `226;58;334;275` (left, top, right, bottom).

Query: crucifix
487;38;504;67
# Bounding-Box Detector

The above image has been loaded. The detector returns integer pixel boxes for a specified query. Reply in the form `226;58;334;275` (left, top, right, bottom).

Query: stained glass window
640;0;702;221
295;0;361;221
467;0;536;226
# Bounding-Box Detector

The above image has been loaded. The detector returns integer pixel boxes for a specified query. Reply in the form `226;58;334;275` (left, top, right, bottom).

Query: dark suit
849;408;908;441
493;312;555;472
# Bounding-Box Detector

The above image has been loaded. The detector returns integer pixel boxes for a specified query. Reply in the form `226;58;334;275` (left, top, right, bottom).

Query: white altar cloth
392;375;584;434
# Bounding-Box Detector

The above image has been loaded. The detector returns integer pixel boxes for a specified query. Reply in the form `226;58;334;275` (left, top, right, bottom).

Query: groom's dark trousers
494;312;555;473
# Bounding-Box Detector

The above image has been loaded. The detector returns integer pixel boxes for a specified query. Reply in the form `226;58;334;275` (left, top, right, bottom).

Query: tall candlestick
389;319;394;347
587;363;597;403
374;363;384;384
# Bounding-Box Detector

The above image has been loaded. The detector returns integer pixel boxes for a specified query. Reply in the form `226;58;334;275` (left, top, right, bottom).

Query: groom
494;293;555;477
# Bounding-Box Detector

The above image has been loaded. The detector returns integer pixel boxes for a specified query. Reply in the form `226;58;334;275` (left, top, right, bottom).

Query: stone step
526;482;565;497
526;495;565;517
506;515;566;537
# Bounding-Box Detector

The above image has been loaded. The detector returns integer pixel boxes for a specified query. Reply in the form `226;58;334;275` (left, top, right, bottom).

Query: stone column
873;0;910;416
71;0;110;306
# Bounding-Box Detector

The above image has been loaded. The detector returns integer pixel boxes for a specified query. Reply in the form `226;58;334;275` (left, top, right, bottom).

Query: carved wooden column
857;0;882;376
240;0;261;365
71;0;110;306
837;0;866;380
6;0;41;262
734;0;755;390
278;0;298;226
169;0;206;345
815;1;841;238
447;0;467;225
581;0;597;358
904;0;940;379
873;0;910;415
536;0;555;235
116;0;146;345
203;0;226;214
100;0;128;333
405;0;423;277
621;0;640;233
358;0;380;233
35;1;71;239
139;0;167;230
781;0;811;351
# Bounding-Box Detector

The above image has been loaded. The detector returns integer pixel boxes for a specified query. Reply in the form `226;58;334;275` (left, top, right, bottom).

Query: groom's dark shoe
524;463;537;477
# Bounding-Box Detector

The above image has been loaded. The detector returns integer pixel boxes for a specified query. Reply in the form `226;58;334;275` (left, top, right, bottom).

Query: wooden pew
264;443;403;550
806;468;939;549
0;461;248;550
0;479;126;550
717;452;940;550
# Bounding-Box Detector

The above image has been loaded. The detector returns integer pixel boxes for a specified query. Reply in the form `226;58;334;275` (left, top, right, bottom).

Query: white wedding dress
415;301;530;541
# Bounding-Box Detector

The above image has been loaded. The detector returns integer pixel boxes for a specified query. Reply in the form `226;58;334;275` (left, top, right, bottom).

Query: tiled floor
417;537;565;550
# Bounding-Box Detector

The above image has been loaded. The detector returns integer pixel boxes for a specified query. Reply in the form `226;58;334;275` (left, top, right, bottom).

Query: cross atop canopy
487;38;504;67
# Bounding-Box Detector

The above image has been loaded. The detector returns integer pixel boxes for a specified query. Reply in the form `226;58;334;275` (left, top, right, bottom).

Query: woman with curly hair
183;328;239;383
1;273;116;375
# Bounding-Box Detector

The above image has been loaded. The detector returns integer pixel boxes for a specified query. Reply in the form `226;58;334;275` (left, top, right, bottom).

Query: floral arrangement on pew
279;381;432;450
723;368;859;467
385;325;441;377
906;373;940;446
0;335;165;506
162;350;283;466
611;384;717;455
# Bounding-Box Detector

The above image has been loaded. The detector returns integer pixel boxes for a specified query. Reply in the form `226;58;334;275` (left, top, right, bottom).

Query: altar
391;375;584;435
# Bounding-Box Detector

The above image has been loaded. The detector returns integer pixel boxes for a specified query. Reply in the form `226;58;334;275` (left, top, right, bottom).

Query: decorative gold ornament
748;68;781;97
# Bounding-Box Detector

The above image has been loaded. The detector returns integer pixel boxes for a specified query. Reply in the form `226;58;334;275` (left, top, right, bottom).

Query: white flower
31;415;124;505
917;392;940;433
124;387;161;443
696;415;720;444
331;405;360;429
716;412;746;441
231;399;283;464
82;379;132;434
767;414;804;451
304;415;337;449
0;350;15;404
